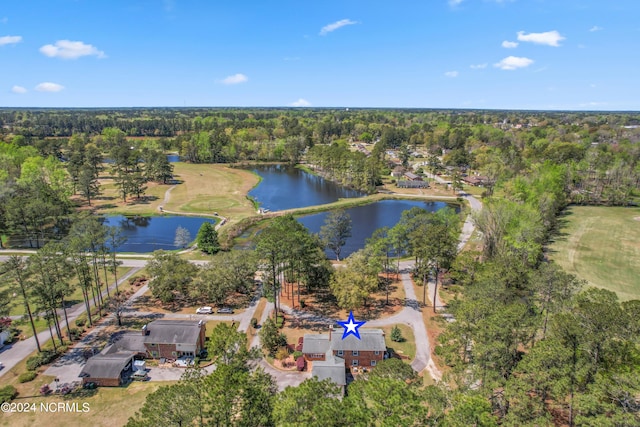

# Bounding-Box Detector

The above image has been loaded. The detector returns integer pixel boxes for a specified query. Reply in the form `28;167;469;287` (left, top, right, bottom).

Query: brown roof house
302;328;387;391
79;350;135;387
142;319;207;359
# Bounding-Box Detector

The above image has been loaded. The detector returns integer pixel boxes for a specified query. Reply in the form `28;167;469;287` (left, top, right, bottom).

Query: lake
248;165;365;211
101;215;216;253
298;199;458;259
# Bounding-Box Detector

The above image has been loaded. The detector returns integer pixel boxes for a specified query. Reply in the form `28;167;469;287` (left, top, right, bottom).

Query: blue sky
1;0;638;110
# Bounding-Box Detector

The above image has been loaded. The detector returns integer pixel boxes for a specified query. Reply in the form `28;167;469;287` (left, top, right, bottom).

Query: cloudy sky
1;0;638;110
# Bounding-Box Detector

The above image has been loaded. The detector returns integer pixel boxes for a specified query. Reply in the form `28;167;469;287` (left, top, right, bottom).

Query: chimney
329;325;333;341
142;324;147;336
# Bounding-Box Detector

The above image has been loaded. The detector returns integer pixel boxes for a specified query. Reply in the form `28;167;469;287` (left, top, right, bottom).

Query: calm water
101;216;216;253
298;200;458;259
248;165;365;211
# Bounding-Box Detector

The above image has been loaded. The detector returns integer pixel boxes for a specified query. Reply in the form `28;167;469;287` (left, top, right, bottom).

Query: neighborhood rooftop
143;320;204;345
329;329;386;352
79;353;133;381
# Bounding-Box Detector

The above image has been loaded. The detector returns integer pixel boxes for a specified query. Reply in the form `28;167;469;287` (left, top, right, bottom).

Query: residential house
79;352;134;387
403;172;422;181
142;319;206;359
302;328;386;368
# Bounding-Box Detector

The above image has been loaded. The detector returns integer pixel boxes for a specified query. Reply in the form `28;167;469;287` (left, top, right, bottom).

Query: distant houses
461;175;488;187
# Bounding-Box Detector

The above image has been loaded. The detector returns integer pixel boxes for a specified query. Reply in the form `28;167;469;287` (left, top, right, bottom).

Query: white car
174;356;194;367
196;306;213;314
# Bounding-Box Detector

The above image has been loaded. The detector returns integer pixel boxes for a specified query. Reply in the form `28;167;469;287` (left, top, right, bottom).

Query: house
302;328;386;368
403;172;422;181
79;352;134;387
312;353;347;395
142;320;207;359
461;175;488;187
391;166;405;178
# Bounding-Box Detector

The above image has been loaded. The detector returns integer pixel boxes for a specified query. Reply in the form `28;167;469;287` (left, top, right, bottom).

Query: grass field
164;163;259;221
89;162;259;220
549;205;640;301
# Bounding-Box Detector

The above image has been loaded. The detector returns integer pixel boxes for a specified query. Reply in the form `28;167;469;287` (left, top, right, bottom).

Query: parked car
217;307;234;314
174;356;194;367
196;306;213;314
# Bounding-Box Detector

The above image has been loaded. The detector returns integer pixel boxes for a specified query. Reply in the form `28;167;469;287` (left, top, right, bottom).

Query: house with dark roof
142;319;206;359
79;352;134;387
403;172;422;181
312;353;347;395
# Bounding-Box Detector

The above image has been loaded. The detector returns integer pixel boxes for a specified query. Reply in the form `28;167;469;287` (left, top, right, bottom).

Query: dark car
217;307;234;314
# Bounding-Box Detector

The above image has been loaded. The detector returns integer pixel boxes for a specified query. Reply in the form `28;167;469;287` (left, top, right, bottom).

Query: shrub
292;351;303;360
300;299;306;308
275;347;290;361
75;318;86;328
68;328;82;340
26;349;59;371
391;325;404;343
275;315;285;329
0;385;17;403
18;371;37;383
250;317;258;328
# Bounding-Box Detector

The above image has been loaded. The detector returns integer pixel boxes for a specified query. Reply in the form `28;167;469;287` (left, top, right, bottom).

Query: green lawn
381;324;416;360
549;205;640;301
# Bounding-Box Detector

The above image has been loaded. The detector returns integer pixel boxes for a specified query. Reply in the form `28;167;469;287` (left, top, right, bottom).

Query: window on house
374;350;380;355
352;360;359;366
371;360;377;367
172;351;177;356
151;351;158;357
336;350;343;356
352;350;359;356
149;343;156;347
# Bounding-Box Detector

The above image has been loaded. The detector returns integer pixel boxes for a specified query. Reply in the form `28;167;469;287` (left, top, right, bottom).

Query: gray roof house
79;352;134;387
302;328;387;389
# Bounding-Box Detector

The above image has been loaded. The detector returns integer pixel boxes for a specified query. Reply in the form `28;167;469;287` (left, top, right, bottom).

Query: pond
248;165;365;211
297;199;459;259
100;215;216;253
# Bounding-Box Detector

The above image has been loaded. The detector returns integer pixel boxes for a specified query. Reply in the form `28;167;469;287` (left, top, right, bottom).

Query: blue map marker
337;311;366;340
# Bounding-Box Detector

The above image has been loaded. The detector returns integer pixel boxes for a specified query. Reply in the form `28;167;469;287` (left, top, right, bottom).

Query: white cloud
517;30;565;47
494;56;534;70
319;19;357;36
470;63;487;69
11;85;27;94
589;26;603;32
35;82;64;92
291;98;311;107
502;40;518;48
0;35;22;46
444;71;459;78
39;40;105;59
220;73;248;85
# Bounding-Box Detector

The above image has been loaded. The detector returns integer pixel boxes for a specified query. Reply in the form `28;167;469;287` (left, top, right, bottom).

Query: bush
299;299;306;308
250;317;258;328
275;347;290;361
68;328;82;340
391;325;404;343
275;315;285;329
292;351;303;360
18;371;37;383
75;318;86;328
0;385;17;403
26;349;59;371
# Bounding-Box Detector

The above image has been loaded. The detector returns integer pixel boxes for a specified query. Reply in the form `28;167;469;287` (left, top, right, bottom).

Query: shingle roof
301;334;330;354
103;333;147;354
144;320;203;345
312;355;346;386
79;353;133;380
330;329;386;352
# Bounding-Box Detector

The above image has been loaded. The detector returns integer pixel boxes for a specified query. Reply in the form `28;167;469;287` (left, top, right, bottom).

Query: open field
549;205;640;301
0;380;168;427
164;163;259;221
87;162;259;220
